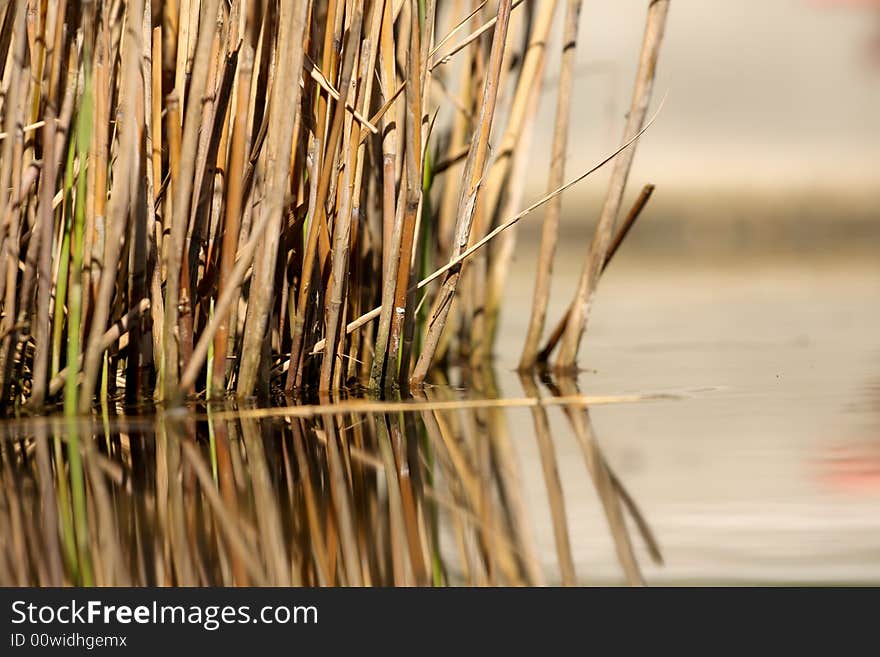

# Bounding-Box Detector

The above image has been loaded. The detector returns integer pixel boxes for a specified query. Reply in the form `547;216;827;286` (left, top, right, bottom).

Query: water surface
1;252;878;586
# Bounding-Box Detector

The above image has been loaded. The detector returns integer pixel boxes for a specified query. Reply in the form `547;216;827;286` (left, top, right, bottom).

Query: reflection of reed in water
0;372;661;586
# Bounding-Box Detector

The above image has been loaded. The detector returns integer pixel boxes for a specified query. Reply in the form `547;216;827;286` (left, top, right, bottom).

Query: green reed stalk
64;69;94;585
51;142;75;381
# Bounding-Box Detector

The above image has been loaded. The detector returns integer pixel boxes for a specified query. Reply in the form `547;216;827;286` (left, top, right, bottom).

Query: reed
550;0;669;371
518;0;582;370
0;0;667;412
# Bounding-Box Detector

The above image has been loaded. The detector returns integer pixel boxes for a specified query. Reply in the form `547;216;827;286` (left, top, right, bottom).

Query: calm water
498;245;880;584
1;249;878;586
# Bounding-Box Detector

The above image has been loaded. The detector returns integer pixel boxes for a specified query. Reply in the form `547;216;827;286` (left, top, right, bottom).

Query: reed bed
0;369;661;586
0;0;668;412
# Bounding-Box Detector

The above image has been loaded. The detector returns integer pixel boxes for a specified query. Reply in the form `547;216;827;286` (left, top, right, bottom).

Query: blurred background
518;0;879;257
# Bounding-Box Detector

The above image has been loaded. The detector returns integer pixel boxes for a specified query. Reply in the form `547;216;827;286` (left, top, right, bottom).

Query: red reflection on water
815;446;880;495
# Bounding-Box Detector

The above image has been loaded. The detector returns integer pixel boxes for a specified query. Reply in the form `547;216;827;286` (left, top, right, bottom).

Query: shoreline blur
513;186;879;260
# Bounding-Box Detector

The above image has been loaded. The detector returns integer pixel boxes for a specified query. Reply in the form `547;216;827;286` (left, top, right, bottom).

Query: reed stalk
320;3;365;391
410;0;514;386
383;0;424;389
237;0;309;397
162;0;221;400
211;11;255;396
79;0;145;413
368;0;403;391
554;0;669;371
519;0;582;370
286;0;353;391
538;184;655;362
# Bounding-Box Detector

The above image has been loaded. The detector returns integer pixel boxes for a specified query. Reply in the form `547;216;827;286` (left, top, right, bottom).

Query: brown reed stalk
475;0;556;347
81;6;110;345
237;0;309;397
29;0;68;407
519;0;583;370
320;3;365;391
367;0;404;391
538;183;656;362
286;0;354;391
0;0;28;401
384;0;424;388
78;0;146;412
410;0;514;386
554;0;669;371
343;0;384;387
162;0;221;401
147;24;166;387
212;5;257;396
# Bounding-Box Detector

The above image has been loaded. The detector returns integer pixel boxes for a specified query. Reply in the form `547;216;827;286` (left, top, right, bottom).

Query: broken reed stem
538;184;655;363
554;0;669;371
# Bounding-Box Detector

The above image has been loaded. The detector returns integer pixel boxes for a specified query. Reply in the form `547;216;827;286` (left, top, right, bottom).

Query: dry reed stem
519;0;583;370
555;0;669;371
368;0;404;391
384;0;424;388
286;0;355;391
79;0;145;413
411;0;514;386
162;0;221;400
320;4;365;391
538;183;655;362
29;0;68;407
237;0;309;397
